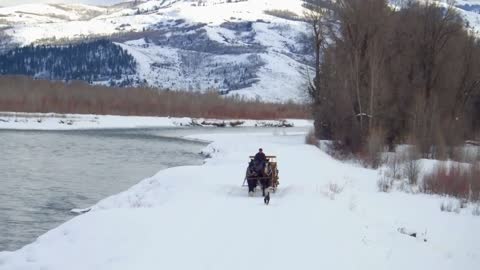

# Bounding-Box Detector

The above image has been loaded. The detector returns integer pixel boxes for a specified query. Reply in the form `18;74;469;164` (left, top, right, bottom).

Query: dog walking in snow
264;190;270;205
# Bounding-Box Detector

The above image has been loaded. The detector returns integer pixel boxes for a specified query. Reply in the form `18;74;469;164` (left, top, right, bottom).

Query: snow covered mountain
0;1;126;7
1;0;480;102
0;0;311;102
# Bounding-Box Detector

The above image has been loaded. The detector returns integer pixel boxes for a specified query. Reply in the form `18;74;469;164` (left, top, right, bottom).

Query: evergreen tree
0;40;137;83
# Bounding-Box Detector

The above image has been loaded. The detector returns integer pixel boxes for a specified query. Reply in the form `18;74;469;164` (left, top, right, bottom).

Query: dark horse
246;159;272;196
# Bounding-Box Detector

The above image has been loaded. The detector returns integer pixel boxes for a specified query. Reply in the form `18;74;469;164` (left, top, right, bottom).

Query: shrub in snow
422;162;480;201
404;159;422;185
397;179;415;193
305;129;319;147
364;128;386;169
329;182;344;194
459;199;468;209
200;146;219;158
229;120;244;127
422;163;470;199
318;140;333;153
322;182;344;200
377;148;421;194
452;144;480;163
189;119;202;126
377;173;393;192
385;152;404;180
472;204;480;216
201;120;226;127
440;200;460;214
469;163;480;201
402;147;422;185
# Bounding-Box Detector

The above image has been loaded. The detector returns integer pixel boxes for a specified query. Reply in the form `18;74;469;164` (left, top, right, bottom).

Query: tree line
0;40;137;83
305;0;480;162
0;75;308;120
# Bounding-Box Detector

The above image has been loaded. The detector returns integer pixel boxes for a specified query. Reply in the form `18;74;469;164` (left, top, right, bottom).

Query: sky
0;0;126;7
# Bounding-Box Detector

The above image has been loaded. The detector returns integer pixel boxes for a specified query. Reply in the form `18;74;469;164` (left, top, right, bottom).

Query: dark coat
254;152;267;163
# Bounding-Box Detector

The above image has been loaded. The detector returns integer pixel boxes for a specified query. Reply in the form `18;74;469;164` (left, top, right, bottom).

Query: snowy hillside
0;0;311;102
0;130;479;269
0;1;126;7
0;3;107;24
455;0;480;28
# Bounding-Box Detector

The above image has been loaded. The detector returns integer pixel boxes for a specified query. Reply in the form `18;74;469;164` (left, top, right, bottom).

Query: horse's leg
247;179;255;193
260;179;266;196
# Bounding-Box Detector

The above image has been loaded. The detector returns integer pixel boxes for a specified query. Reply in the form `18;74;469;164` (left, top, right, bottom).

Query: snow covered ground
0;128;479;270
0;112;312;130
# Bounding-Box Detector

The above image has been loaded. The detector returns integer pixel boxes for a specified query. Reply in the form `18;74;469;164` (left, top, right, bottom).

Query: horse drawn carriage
243;155;279;196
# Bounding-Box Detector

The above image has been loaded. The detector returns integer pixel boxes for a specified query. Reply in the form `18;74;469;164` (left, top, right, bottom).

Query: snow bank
0;128;478;270
0;112;312;130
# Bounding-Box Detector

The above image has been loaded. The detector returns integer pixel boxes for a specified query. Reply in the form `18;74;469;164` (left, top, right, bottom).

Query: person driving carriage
247;148;270;196
254;148;267;164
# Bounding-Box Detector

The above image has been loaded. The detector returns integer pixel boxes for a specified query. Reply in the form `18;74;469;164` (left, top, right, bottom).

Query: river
0;128;206;251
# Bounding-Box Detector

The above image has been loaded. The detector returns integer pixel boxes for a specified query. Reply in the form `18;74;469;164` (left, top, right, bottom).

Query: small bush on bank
305;129;319;147
473;204;480;216
403;146;422;185
322;182;345;200
422;163;471;199
385;152;404;180
377;172;393;192
363;128;386;169
440;200;461;213
328;182;344;195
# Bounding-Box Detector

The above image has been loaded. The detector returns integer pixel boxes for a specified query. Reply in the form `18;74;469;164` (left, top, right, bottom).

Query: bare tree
303;0;330;138
307;0;480;159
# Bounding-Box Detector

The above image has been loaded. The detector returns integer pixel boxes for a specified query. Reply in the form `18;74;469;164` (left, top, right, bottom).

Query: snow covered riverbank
0;112;312;130
0;130;479;270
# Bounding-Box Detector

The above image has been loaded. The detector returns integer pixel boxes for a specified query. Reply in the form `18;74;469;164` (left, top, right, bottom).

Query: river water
0;128;207;251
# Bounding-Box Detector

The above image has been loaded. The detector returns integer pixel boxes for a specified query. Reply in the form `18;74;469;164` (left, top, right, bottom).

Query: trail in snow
0;130;479;270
